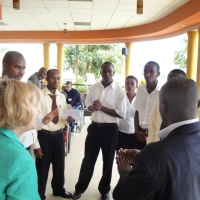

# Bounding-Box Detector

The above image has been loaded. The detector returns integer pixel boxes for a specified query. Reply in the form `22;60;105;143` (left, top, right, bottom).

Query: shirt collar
43;86;60;96
99;80;116;89
157;118;199;139
0;128;22;145
142;81;161;92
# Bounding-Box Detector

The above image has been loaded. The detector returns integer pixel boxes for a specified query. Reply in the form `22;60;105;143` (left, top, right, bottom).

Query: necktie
49;94;59;124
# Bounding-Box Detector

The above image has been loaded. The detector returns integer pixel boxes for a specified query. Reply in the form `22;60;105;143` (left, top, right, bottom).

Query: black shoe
72;192;82;199
101;194;110;200
53;191;72;198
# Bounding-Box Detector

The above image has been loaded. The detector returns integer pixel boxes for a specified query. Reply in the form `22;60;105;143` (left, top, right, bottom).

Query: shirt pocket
108;98;116;109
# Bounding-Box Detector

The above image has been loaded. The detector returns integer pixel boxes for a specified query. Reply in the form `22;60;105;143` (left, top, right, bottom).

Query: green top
0;128;40;200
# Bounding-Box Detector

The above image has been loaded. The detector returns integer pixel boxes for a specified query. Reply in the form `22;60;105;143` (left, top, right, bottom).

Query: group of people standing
0;50;200;200
0;51;73;200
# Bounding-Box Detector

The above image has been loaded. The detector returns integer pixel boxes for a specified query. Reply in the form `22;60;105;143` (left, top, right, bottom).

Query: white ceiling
0;0;189;31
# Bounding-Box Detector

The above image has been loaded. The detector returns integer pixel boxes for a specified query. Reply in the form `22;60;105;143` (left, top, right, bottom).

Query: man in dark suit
113;76;200;200
62;81;82;132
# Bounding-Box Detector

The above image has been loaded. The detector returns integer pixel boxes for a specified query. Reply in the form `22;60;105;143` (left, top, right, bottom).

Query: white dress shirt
37;87;69;132
86;81;126;123
134;83;161;129
157;118;199;139
147;101;161;144
19;118;44;148
118;95;136;134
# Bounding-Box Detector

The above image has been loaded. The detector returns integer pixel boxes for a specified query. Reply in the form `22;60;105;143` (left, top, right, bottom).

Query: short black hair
66;81;72;85
126;75;138;85
169;69;186;77
145;61;160;72
46;69;59;77
101;62;114;70
3;51;24;66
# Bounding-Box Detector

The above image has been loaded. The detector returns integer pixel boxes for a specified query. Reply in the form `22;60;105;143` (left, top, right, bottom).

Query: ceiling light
13;0;20;10
63;23;67;37
137;0;143;15
74;22;91;26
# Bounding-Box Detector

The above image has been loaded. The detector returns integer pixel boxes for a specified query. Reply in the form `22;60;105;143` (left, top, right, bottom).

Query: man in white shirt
117;75;138;151
73;62;126;200
113;77;200;200
134;61;160;149
34;69;73;200
147;69;186;144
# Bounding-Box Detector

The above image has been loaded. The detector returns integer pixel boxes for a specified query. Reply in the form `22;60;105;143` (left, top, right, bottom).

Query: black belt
92;121;116;127
40;129;63;136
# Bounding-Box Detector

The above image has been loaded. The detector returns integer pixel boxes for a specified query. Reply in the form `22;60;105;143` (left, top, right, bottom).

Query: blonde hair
0;79;40;129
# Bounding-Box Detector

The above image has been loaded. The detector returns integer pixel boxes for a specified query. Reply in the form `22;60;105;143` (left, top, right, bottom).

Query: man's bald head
2;51;26;81
38;67;47;79
159;77;199;126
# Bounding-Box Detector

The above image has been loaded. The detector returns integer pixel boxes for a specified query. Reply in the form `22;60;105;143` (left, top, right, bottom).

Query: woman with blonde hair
0;79;40;200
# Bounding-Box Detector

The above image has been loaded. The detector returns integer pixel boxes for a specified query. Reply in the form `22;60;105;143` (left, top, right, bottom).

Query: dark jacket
113;121;200;200
63;88;82;108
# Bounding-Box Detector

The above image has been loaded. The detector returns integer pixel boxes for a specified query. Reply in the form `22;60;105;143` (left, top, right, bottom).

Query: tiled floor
45;117;119;200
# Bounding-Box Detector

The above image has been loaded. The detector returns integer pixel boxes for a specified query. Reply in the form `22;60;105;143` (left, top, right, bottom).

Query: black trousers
75;123;118;195
117;131;146;151
36;130;65;200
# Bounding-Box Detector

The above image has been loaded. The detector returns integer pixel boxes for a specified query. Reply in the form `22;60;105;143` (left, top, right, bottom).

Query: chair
72;106;83;133
81;94;92;120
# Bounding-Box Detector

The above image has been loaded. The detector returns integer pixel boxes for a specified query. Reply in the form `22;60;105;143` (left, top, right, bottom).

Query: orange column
187;31;198;80
196;28;200;89
57;43;64;91
125;42;134;79
43;43;50;70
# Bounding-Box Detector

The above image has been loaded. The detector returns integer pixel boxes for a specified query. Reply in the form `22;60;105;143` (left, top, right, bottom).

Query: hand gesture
116;148;132;174
92;100;101;111
124;149;140;163
42;108;58;125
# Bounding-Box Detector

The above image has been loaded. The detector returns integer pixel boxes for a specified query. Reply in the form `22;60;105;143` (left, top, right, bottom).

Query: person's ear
157;71;160;77
3;62;8;71
160;101;168;113
113;70;115;76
